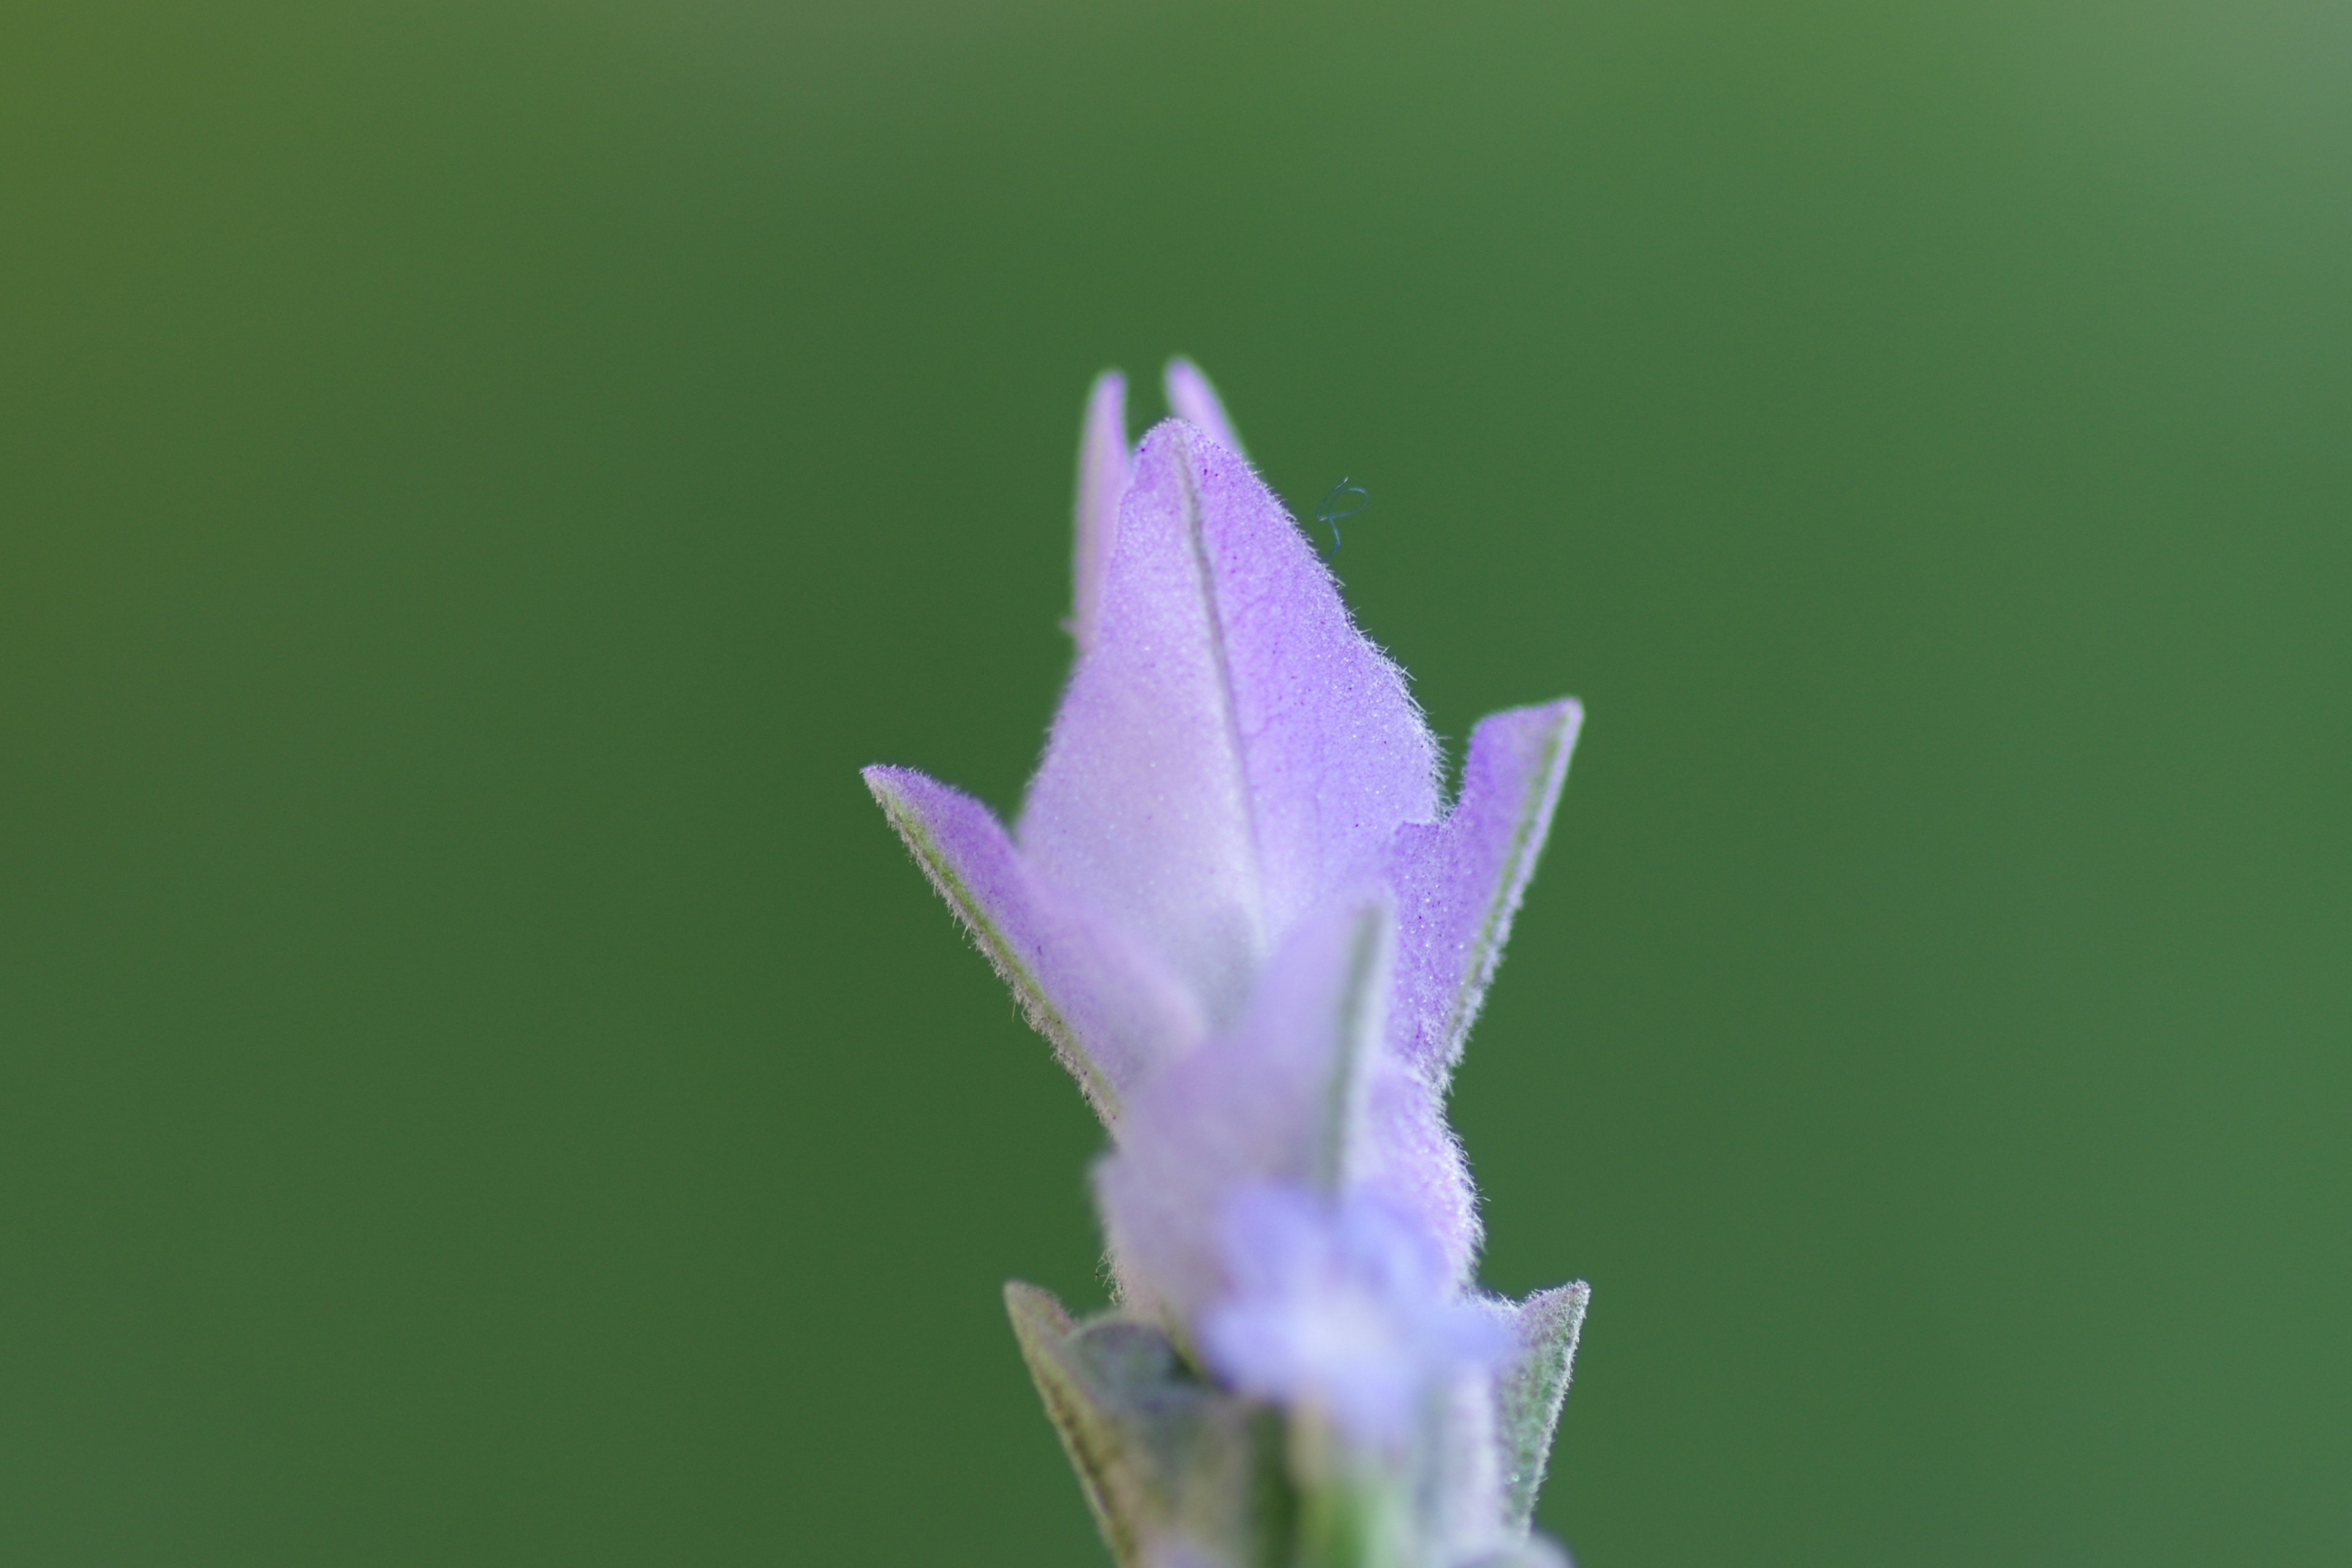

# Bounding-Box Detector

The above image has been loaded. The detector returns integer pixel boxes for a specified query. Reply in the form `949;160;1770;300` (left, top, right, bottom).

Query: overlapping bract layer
865;363;1586;1568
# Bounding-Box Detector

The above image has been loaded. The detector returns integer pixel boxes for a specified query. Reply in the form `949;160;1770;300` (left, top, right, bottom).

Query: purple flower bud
867;367;1591;1558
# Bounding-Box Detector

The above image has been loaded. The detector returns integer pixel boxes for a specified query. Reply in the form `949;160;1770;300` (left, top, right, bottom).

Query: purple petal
1388;699;1582;1080
1070;369;1128;655
1019;421;1439;1030
1360;1065;1482;1287
1199;1185;1510;1449
864;765;1204;1120
1163;356;1247;459
1095;894;1395;1323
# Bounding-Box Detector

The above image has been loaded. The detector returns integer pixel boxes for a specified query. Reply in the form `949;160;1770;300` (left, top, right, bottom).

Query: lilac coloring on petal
864;764;1204;1117
1095;894;1394;1322
1071;369;1128;655
1020;421;1439;1030
1388;699;1583;1080
1360;1065;1482;1287
1199;1185;1510;1449
1164;356;1248;459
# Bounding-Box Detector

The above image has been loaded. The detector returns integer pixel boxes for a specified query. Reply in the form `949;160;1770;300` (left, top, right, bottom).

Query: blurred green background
6;1;2347;1562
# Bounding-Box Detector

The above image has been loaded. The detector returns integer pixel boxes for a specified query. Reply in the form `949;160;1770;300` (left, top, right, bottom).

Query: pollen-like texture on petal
1071;369;1127;654
1163;356;1246;459
1019;421;1440;1030
1387;699;1582;1080
864;764;1203;1118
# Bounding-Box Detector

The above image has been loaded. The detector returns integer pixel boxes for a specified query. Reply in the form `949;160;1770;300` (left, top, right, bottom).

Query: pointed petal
1163;356;1246;459
864;765;1203;1120
1389;699;1583;1079
1072;370;1129;654
1494;1282;1590;1534
1020;422;1439;1028
1096;895;1398;1325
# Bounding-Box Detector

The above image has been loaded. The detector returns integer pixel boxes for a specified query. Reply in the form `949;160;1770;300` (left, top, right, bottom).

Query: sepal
1493;1283;1589;1534
1005;1283;1294;1568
